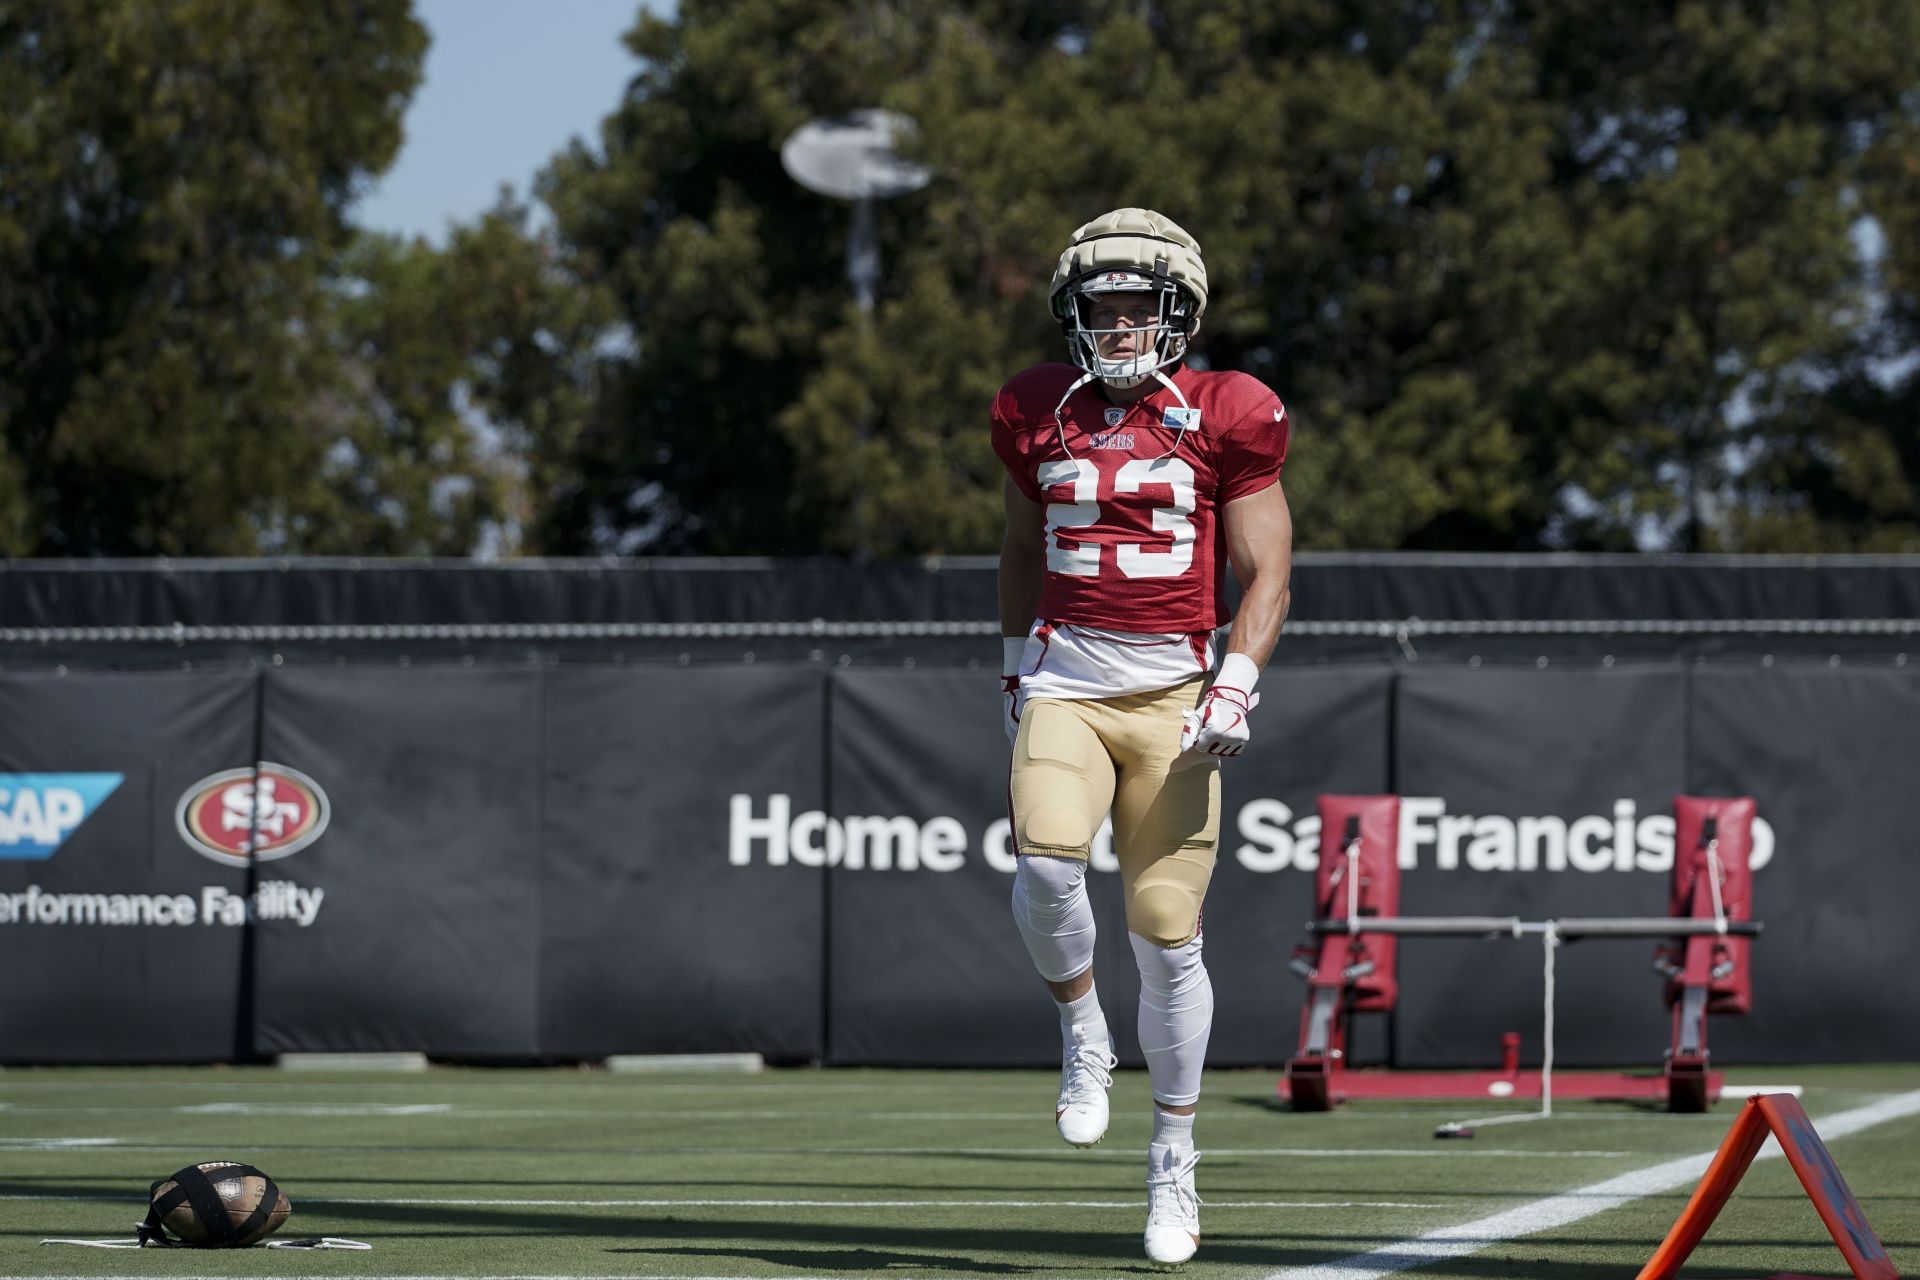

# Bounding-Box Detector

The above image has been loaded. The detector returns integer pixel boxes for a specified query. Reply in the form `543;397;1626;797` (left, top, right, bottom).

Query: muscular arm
999;476;1047;639
1221;478;1293;668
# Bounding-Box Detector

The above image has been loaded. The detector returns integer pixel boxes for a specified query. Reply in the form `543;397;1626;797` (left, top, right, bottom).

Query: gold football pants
1010;678;1218;947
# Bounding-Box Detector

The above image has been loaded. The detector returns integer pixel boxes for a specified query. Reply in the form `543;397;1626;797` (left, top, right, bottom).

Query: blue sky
353;0;666;243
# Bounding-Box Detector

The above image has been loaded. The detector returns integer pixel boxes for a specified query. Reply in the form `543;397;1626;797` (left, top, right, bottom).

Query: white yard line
175;1102;455;1116
5;1192;1440;1210
1266;1088;1920;1280
312;1196;1440;1211
0;1140;1626;1158
4;1105;1052;1120
0;1090;1021;1097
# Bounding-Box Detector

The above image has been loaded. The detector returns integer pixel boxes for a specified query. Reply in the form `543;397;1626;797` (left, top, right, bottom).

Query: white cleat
1054;1031;1116;1148
1144;1146;1202;1267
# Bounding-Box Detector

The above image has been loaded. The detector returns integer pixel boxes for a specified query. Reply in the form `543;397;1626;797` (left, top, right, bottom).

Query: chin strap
1050;371;1099;459
1052;366;1197;464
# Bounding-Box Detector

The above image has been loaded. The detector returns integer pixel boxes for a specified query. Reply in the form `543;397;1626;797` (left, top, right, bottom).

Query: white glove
1180;653;1261;759
1001;636;1026;747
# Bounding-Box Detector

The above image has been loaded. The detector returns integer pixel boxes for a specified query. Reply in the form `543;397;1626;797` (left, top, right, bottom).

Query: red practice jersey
991;362;1289;633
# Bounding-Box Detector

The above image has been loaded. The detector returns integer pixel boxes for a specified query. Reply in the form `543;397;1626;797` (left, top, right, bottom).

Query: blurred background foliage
3;0;1916;557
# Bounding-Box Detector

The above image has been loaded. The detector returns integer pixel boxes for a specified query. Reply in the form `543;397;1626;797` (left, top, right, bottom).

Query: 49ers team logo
175;765;331;867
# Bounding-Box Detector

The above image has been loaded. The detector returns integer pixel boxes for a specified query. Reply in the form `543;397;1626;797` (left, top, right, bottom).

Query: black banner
251;668;546;1058
4;659;1917;1069
822;668;1034;1065
0;671;259;1062
539;667;827;1062
1391;666;1691;1068
1688;667;1920;1062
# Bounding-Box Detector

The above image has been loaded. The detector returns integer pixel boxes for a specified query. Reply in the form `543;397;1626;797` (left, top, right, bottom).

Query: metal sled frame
1282;915;1764;1113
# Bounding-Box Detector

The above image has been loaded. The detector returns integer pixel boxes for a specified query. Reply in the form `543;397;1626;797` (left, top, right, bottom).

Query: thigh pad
1010;699;1115;859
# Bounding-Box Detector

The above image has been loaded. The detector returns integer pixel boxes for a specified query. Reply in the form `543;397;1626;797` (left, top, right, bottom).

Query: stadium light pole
780;109;932;557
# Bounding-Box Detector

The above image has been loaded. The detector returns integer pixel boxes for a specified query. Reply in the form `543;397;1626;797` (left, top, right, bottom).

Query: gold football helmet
1048;209;1208;390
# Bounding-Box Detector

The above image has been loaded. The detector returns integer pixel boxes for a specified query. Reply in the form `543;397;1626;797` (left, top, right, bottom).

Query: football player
992;209;1293;1267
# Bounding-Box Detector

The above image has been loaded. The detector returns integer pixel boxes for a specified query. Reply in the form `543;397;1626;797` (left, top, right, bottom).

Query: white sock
1057;984;1110;1051
1151;1108;1196;1161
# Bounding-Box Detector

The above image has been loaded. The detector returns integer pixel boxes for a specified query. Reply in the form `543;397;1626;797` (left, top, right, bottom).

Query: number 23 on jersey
1037;456;1197;580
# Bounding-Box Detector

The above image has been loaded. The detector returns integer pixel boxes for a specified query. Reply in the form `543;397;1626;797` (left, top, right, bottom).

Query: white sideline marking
175;1102;453;1116
0;1079;1027;1092
6;1104;1050;1120
0;1139;1626;1159
1266;1088;1920;1280
2;1192;1439;1210
1;1104;1619;1128
5;1192;137;1201
0;1138;119;1148
1723;1082;1804;1097
315;1196;1442;1211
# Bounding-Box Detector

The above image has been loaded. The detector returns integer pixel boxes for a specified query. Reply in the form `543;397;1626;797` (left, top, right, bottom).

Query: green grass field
5;1064;1917;1279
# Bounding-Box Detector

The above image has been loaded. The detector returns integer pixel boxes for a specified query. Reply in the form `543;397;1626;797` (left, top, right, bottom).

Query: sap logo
0;774;124;860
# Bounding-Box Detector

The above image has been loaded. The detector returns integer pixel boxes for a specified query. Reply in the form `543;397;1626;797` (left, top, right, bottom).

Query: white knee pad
1130;930;1213;1108
1011;854;1097;984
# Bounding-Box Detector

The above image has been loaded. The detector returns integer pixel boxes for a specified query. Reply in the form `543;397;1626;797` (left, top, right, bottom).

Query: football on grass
150;1162;291;1246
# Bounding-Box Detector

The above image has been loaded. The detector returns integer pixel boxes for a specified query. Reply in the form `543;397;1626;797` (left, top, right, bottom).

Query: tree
1715;109;1920;551
539;0;1920;555
1511;0;1920;550
8;0;1915;557
0;0;425;555
536;1;954;555
302;201;615;556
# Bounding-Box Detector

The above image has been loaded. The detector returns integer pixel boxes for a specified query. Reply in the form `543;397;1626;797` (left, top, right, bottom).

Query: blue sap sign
0;774;125;859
